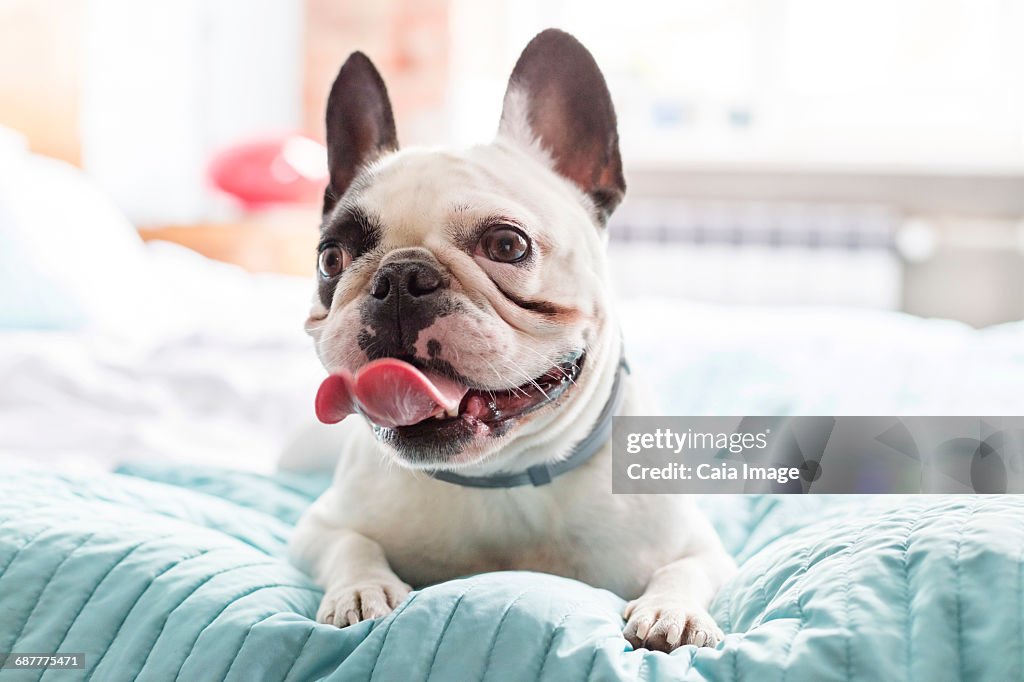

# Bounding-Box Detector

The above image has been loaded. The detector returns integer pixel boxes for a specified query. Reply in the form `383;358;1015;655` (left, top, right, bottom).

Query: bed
2;145;1023;680
2;463;1022;681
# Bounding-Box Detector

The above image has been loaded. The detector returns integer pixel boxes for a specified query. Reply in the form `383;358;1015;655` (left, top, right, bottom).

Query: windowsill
621;163;1024;217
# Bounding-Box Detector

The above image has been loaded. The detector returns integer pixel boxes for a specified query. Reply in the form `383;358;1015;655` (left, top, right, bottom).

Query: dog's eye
318;245;350;279
481;225;530;263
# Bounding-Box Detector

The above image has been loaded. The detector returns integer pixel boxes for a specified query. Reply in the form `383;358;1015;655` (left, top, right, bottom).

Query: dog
289;28;736;652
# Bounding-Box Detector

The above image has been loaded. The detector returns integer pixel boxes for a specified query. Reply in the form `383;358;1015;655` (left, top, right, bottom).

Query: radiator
608;199;902;308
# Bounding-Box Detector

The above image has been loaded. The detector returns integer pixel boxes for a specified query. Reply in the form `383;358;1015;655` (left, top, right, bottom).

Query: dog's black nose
371;260;445;301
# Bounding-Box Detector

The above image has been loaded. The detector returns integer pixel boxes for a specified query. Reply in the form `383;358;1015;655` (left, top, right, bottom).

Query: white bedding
3;241;1023;473
620;300;1024;417
0;243;324;473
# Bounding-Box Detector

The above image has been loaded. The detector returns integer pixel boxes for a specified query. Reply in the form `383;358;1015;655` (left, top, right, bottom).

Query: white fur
290;93;735;652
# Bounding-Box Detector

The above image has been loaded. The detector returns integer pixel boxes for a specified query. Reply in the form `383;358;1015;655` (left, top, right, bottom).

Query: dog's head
307;29;626;469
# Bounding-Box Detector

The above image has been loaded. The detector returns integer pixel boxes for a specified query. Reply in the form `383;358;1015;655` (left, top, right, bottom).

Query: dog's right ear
498;29;625;222
323;52;398;215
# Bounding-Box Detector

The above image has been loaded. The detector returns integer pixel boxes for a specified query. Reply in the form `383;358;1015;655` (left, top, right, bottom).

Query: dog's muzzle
358;249;451;360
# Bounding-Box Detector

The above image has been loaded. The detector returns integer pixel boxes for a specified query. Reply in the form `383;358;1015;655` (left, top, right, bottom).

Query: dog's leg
623;549;735;652
291;514;410;627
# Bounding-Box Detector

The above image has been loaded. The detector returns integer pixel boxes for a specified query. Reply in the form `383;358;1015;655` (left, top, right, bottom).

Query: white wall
450;0;1024;172
81;0;303;224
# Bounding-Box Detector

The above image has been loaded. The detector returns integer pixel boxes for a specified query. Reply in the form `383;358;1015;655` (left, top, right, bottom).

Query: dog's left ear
498;29;625;222
323;52;399;215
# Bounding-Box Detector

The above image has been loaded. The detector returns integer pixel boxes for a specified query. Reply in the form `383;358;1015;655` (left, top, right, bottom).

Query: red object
208;133;329;209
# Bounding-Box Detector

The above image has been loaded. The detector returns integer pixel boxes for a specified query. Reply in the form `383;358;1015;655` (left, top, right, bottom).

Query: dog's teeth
445;406;459;418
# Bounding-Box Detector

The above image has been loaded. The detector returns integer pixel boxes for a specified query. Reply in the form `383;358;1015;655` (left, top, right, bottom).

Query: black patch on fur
317;207;381;308
427;339;442;358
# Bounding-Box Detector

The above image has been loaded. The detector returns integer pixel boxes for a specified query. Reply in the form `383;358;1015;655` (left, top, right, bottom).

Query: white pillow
0;137;146;329
0;125;28;162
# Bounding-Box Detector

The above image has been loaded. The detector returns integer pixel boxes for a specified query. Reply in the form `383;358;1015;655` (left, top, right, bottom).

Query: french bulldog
289;28;736;652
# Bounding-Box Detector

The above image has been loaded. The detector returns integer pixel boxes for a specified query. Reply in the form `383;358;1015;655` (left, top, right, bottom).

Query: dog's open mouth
315;352;584;434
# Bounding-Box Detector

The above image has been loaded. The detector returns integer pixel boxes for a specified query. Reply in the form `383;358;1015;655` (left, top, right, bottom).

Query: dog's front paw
622;597;724;652
317;579;411;627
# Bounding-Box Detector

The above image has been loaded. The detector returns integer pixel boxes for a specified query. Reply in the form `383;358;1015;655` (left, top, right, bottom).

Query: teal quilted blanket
1;462;1021;681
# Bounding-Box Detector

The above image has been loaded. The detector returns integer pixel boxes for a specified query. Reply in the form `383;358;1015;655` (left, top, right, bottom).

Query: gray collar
426;354;630;488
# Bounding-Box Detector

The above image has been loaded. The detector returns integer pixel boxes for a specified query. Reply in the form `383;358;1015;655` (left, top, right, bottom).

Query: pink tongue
315;373;356;425
315;358;468;428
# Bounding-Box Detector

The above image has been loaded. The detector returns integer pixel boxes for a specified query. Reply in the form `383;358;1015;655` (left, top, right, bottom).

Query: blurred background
3;0;1024;472
2;0;1023;326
